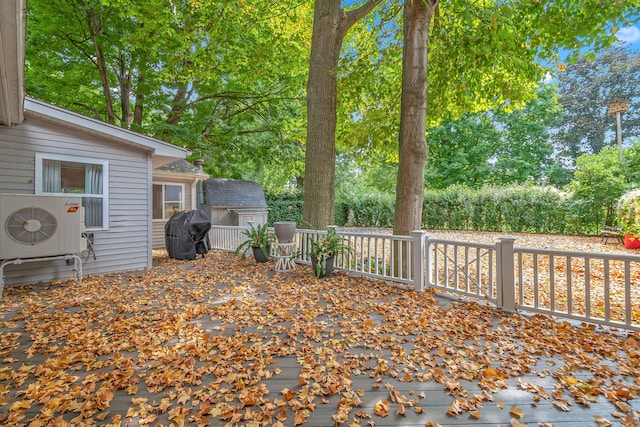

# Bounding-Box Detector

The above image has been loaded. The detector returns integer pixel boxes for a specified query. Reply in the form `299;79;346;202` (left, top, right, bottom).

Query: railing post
497;236;517;313
411;230;426;291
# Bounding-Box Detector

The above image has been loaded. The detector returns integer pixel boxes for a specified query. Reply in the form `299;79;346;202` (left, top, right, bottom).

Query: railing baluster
474;247;480;295
625;260;632;326
566;256;572;316
550;255;555;312
604;259;611;322
533;254;539;309
517;253;524;306
585;258;591;319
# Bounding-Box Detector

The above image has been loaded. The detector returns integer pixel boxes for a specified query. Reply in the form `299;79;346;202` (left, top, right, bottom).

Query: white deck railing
513;247;640;331
208;226;640;332
336;229;414;285
426;237;499;304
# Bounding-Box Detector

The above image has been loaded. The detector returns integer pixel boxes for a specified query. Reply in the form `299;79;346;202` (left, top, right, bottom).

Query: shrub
265;191;303;226
616;190;640;236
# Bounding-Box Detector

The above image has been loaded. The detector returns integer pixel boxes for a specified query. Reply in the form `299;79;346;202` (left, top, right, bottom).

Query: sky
616;24;640;49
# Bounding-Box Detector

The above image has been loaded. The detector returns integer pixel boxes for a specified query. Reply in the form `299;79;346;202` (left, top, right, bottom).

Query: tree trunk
85;6;116;125
393;0;436;236
166;83;190;126
133;77;144;129
303;1;378;230
118;50;131;127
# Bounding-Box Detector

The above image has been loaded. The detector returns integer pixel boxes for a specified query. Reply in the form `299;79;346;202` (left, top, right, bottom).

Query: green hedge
422;185;573;234
266;185;595;235
264;191;303;226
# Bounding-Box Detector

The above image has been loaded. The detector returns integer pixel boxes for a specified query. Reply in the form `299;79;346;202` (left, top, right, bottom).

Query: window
36;154;108;230
153;183;184;219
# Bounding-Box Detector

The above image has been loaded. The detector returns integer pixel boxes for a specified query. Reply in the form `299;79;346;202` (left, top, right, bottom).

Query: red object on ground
624;234;640;249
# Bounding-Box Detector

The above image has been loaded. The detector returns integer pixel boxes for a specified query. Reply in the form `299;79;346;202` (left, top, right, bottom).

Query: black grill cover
165;209;212;260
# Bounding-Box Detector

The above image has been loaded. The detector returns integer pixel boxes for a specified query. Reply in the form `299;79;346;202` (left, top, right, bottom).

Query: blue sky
616;24;640;49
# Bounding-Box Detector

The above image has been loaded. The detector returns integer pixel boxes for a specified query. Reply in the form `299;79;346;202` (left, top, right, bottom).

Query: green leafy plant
233;222;275;261
306;227;353;278
616;190;640;236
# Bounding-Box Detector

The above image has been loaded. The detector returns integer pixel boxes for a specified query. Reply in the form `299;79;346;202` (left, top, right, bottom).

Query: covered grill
164;209;211;260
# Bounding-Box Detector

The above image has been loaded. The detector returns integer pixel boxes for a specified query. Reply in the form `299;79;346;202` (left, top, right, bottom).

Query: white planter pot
273;221;296;243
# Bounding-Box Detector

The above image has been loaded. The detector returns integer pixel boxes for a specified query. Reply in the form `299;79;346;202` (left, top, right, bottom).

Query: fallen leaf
373;400;389;417
509;405;524;418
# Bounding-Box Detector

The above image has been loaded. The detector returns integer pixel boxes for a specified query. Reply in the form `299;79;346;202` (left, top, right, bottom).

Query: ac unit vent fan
5;207;58;245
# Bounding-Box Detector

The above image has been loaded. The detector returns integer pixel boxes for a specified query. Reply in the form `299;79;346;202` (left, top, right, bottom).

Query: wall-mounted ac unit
0;194;85;259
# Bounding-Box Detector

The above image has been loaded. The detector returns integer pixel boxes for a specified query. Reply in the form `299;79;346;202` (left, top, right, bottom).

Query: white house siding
0;116;153;285
151;180;195;250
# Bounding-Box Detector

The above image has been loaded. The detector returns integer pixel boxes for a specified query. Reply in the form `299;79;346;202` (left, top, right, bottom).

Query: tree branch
338;0;379;39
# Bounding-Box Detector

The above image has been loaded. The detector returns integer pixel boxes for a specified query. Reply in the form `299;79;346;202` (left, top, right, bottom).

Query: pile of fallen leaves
0;246;639;426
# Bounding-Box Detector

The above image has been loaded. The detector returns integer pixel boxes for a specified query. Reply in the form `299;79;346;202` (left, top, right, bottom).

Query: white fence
209;226;640;332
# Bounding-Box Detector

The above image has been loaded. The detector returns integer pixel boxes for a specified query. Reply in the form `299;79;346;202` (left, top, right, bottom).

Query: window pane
165;185;182;202
83;197;103;228
152;185;163;220
165;202;181;219
61;161;86;193
42;160;62;192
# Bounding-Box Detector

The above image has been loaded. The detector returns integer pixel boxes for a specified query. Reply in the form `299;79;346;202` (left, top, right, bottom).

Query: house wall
151;179;195;250
0;116;153;285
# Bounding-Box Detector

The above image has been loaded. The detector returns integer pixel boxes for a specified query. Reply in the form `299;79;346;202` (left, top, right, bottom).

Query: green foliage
305;227;353;278
337;193;396;228
265;191;304;226
233;222;275;260
616;190;640;236
568;146;627;231
25;0;311;191
422;185;573;234
425;113;501;189
336;184;580;234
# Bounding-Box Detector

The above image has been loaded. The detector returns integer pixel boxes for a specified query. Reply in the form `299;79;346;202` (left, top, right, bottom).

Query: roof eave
24;97;189;163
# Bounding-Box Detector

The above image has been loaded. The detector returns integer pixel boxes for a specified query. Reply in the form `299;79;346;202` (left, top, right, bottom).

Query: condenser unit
0;194;85;259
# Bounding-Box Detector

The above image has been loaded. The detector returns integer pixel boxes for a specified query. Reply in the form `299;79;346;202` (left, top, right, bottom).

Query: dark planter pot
311;255;334;278
624;234;640;249
252;245;271;263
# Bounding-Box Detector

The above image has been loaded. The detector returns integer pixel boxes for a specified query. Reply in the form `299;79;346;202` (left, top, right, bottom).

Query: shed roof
205;178;267;208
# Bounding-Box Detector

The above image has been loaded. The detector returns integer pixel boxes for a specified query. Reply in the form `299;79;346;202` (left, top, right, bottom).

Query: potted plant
616;190;640;249
233;222;275;262
306;227;352;278
273;221;297;243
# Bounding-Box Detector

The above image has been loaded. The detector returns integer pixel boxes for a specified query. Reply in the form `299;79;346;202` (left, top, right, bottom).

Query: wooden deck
0;251;638;426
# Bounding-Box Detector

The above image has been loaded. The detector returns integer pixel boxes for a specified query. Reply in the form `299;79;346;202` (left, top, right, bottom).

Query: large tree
390;0;638;235
424;84;564;189
393;0;436;235
554;44;640;163
302;0;378;229
25;0;311;188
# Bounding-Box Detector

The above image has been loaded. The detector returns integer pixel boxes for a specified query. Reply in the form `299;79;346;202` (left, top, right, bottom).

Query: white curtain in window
42;160;62;193
84;164;103;227
85;164;103;194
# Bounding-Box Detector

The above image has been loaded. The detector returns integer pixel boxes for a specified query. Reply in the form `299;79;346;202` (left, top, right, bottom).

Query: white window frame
152;182;185;220
35;153;109;231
